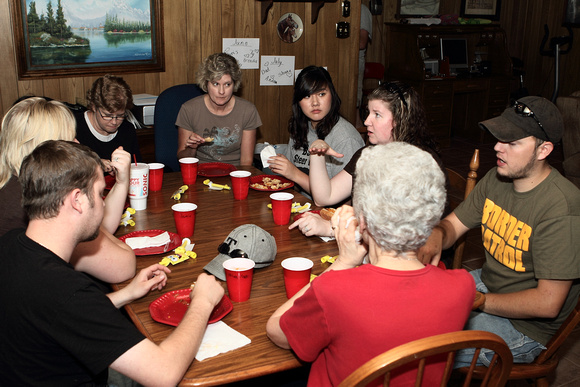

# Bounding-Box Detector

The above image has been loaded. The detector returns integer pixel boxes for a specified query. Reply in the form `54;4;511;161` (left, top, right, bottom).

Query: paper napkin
260;145;277;169
125;231;171;250
195;321;251;361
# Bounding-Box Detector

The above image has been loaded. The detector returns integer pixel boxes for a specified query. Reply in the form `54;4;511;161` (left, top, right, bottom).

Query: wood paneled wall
2;0;579;148
364;0;580;101
0;0;360;145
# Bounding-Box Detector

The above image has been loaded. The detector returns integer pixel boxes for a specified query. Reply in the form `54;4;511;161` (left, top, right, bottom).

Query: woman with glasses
291;81;442;237
75;74;142;168
267;66;365;196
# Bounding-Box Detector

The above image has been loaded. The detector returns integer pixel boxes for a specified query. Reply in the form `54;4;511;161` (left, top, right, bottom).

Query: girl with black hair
268;66;365;194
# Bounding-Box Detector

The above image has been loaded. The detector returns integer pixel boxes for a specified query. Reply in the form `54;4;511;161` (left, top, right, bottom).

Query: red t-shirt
280;264;475;386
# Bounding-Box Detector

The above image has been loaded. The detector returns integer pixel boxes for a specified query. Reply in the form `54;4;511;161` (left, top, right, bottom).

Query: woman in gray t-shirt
268;66;365;194
176;53;262;166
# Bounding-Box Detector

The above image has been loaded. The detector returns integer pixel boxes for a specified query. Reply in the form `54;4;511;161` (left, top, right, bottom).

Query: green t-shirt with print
455;167;580;345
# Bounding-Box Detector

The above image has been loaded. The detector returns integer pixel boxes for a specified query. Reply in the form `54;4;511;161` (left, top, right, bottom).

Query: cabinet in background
385;23;513;145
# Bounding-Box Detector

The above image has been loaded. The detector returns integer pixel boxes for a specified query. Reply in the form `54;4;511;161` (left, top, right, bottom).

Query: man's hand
107;264;171;308
190;273;224;308
418;215;468;265
418;226;445;265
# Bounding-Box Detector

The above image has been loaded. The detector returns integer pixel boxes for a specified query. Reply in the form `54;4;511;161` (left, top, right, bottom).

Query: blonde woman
0;97;135;283
176;53;261;166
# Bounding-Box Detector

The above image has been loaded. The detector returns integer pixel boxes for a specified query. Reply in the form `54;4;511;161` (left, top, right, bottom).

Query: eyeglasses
382;82;408;109
218;238;249;259
98;109;127;122
512;101;551;143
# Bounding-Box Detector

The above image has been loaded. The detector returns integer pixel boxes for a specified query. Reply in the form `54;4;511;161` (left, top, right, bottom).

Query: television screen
440;38;469;73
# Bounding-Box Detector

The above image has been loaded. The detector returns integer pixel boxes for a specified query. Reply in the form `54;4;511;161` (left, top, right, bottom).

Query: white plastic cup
129;163;149;210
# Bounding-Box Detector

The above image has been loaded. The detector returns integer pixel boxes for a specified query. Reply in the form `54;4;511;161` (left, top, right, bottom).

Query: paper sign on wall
223;39;260;69
260;56;295;86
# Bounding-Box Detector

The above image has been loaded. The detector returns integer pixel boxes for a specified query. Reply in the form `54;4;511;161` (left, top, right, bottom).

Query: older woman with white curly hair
267;142;476;386
353;141;446;255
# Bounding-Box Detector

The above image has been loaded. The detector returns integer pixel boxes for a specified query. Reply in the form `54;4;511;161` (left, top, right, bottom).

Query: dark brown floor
440;136;580;387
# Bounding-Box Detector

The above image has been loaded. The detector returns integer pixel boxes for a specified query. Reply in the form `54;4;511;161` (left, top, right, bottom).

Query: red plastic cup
171;202;197;239
223;258;255;302
148;163;164;191
179;157;199;185
270;192;294;225
230;170;251;200
282;257;314;298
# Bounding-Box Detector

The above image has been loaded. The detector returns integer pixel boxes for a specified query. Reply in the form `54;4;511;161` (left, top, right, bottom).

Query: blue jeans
454;269;546;368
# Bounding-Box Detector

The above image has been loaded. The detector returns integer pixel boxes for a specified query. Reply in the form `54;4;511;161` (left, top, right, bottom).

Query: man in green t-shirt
419;96;580;367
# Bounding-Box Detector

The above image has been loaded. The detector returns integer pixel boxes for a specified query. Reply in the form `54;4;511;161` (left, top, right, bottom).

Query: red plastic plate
197;162;237;177
119;230;181;256
149;290;233;326
249;175;295;191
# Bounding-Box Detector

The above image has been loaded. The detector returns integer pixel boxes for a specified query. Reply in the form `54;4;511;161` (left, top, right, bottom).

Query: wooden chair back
464;295;580;387
556;93;580;189
445;149;480;269
338;330;513;387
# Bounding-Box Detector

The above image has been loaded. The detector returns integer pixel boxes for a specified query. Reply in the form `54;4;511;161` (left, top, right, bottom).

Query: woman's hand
331;206;367;269
109;147;131;186
268;154;299;180
309;140;344;158
288;212;333;237
102;159;113;174
102;147;131;233
184;132;206;150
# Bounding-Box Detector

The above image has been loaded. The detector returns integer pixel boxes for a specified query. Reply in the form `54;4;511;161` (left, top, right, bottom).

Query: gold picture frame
461;0;502;21
10;0;164;79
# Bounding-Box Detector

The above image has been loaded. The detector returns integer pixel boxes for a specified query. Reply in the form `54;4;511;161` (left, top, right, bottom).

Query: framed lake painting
10;0;164;79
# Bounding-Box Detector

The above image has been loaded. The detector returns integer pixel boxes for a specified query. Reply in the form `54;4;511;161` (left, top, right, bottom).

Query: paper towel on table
318;223;361;243
260;145;277;169
125;231;171;249
195;321;251;361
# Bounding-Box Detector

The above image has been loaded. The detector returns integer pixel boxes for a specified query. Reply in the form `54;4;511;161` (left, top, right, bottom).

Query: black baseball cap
479;96;563;143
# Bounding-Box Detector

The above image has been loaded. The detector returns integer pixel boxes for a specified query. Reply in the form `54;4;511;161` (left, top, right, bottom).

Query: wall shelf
258;0;338;24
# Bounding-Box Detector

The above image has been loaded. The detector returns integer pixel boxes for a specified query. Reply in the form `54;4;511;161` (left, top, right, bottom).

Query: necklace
384;255;419;261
